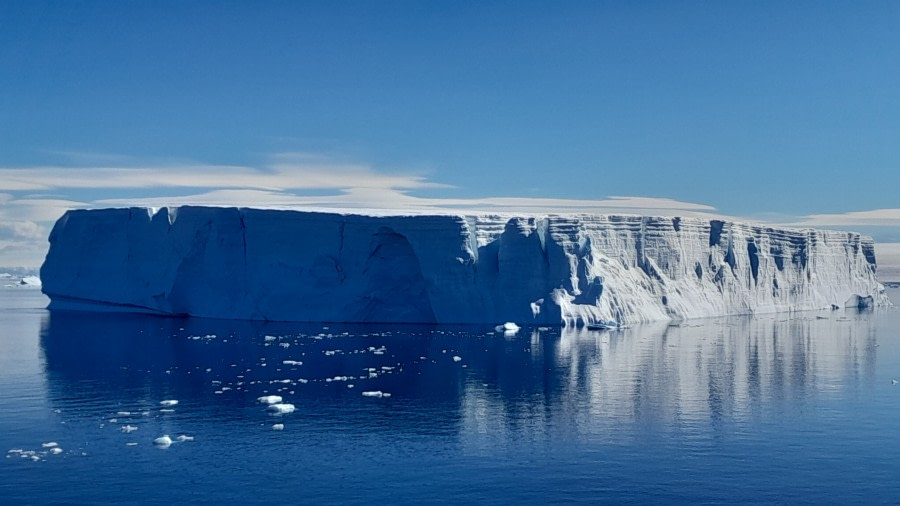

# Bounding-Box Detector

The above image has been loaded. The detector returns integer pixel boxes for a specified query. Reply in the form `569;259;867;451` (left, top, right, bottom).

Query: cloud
94;187;722;217
0;154;448;192
786;208;900;228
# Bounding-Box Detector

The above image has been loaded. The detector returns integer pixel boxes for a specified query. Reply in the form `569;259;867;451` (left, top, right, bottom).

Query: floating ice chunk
282;360;303;366
42;442;58;448
50;448;63;455
116;411;132;416
272;424;284;431
362;391;391;398
264;335;277;342
154;435;172;447
494;322;520;332
257;395;283;405
121;425;138;433
126;442;138;447
176;435;194;442
159;399;178;407
452;356;462;362
266;403;296;414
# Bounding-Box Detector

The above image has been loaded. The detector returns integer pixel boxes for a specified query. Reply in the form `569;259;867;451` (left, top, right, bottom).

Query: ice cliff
40;207;890;325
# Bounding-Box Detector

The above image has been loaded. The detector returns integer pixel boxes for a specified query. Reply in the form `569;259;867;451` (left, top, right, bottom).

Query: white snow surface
40;207;890;325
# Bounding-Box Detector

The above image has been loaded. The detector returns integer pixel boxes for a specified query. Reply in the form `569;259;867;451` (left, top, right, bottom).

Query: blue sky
1;1;900;271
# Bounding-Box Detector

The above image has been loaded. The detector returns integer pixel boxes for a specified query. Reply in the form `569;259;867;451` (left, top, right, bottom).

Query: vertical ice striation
40;207;890;325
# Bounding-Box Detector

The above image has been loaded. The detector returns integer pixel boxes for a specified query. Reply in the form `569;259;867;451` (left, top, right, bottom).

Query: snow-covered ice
257;395;283;405
266;403;296;414
361;391;391;398
41;207;891;325
159;399;178;407
272;424;284;430
153;435;172;447
495;322;520;332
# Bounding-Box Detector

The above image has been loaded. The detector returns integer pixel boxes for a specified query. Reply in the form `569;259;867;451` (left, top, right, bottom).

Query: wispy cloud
94;188;724;218
0;153;447;192
3;151;900;270
785;208;900;228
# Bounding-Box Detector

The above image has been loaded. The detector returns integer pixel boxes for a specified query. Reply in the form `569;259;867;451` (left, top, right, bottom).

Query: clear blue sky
2;1;900;268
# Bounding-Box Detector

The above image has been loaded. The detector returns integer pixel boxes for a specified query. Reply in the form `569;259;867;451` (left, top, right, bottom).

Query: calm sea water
2;288;899;504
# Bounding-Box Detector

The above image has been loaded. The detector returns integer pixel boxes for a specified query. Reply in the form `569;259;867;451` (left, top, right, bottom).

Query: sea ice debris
154;435;172;447
257;395;283;405
495;322;520;332
266;403;296;414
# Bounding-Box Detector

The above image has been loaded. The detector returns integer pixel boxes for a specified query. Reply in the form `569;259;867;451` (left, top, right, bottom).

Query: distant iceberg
40;207;890;325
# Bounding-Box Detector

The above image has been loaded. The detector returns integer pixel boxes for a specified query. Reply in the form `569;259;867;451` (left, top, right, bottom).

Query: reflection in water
40;309;877;448
459;314;877;450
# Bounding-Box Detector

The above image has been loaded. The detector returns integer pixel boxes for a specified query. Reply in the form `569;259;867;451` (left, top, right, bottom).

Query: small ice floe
160;409;176;414
116;411;132;416
282;360;303;366
176;435;194;442
494;322;520;333
452;356;462;362
892;379;898;385
153;435;173;447
126;442;138;447
42;442;59;448
121;425;138;433
272;424;284;431
361;391;391;398
159;400;179;407
264;335;278;342
279;343;290;348
50;448;63;455
257;395;283;405
266;403;296;414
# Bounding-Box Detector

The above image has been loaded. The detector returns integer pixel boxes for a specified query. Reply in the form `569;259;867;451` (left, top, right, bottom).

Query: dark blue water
2;288;900;504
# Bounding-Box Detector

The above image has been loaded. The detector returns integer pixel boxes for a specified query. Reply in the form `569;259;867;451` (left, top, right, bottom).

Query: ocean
2;287;899;504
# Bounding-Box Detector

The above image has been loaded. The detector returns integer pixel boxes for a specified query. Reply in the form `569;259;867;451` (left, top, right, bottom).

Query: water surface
2;288;899;504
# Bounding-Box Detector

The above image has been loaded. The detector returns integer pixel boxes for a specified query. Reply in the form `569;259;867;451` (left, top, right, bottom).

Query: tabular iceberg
40;207;890;325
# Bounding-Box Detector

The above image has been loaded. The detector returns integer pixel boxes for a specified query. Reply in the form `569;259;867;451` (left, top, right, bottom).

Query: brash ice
40;207;890;325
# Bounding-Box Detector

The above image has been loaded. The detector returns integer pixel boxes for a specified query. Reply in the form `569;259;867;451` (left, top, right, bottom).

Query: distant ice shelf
40;207;891;325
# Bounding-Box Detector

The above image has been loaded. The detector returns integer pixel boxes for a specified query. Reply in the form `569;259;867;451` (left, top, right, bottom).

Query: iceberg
40;207;890;325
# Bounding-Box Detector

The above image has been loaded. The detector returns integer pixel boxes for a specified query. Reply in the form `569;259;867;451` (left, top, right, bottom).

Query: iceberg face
40;207;890;325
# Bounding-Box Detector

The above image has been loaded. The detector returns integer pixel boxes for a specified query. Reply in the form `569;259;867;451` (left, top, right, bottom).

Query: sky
1;1;899;277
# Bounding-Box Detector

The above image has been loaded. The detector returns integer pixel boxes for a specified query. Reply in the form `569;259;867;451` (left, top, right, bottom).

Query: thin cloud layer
2;153;900;271
788;208;900;227
0;155;447;192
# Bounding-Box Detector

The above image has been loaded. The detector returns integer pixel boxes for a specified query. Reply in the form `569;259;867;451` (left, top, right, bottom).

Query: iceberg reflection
40;309;877;447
